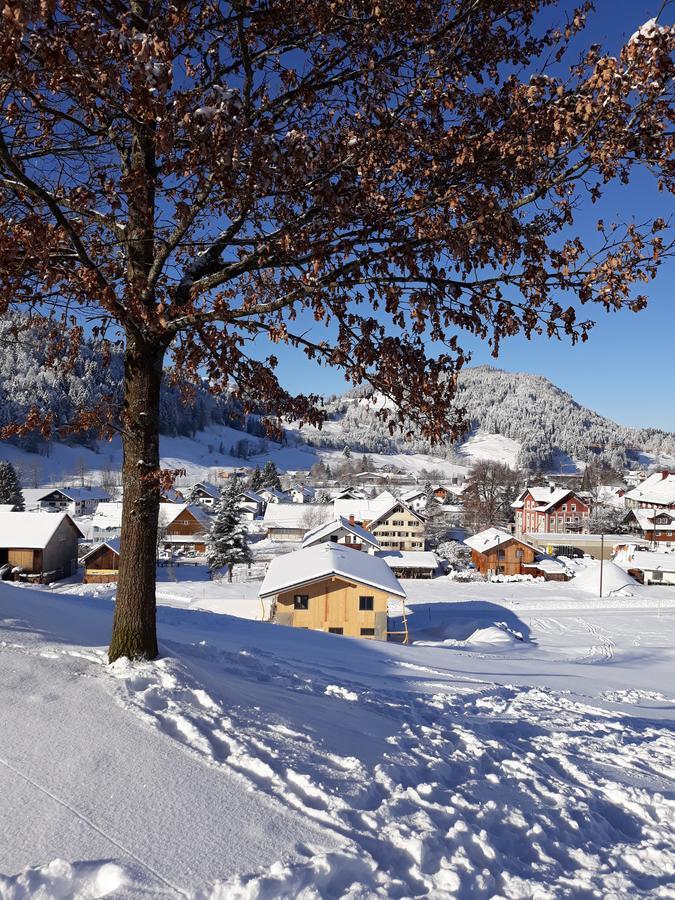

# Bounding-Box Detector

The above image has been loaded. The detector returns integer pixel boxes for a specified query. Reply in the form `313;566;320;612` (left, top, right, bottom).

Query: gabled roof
302;516;380;549
292;484;315;497
191;481;221;498
258;487;288;500
0;512;83;549
366;499;424;529
239;489;265;504
376;550;439;570
93;502;209;530
259;543;406;599
37;486;111;502
464;528;540;555
623;507;675;531
81;537;121;562
624;471;675;506
512;486;586;513
263;503;332;529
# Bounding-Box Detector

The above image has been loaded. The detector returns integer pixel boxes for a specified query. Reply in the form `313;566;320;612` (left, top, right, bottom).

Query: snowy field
1;571;675;898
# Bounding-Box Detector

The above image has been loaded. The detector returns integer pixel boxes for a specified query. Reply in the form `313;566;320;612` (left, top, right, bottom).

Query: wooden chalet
81;538;120;583
0;512;83;583
260;543;407;641
464;528;541;577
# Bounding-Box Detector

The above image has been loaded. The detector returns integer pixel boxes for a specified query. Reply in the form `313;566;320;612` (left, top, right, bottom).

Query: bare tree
0;3;672;659
463;461;522;532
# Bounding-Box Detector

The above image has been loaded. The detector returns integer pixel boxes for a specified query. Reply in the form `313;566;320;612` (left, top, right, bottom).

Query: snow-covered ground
2;571;675;897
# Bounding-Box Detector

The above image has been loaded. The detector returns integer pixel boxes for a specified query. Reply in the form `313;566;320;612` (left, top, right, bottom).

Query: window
497;549;506;559
360;628;375;636
571;504;576;512
293;595;309;610
515;549;524;559
359;596;374;611
328;627;344;634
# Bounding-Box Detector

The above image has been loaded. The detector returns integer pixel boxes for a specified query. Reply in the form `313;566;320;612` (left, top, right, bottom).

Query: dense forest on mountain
3;316;674;472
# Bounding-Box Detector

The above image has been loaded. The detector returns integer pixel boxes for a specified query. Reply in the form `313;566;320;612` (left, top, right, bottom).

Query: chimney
662;471;670;480
348;514;355;526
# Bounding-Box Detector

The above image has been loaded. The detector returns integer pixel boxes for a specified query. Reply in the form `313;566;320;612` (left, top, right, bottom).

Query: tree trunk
108;332;165;662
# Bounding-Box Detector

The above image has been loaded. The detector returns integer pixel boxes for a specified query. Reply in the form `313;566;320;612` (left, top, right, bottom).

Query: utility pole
599;532;605;598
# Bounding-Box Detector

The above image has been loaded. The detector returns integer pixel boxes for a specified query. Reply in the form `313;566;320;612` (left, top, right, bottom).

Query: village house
302;516;381;552
333;493;426;552
614;545;675;585
512;486;591;536
376;550;439;579
237;489;266;521
465;528;539;576
332;487;366;501
22;486;111;516
290;483;316;504
259;543;407;641
622;508;675;546
81;538;120;583
0;512;83;582
400;488;429;512
624;471;675;510
258;486;290;504
188;481;222;508
92;502;210;554
263;503;332;542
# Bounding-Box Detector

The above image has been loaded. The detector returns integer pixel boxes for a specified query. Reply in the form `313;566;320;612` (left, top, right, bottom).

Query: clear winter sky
256;1;675;432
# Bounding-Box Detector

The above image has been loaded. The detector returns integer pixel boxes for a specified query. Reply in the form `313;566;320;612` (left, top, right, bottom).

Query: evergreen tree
249;464;264;492
0;461;24;510
206;480;252;582
342;445;351;459
261;461;282;491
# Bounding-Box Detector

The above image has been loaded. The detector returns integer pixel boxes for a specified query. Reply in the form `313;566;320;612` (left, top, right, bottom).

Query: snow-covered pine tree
249;464;264;492
206;480;252;582
261;461;282;491
0;461;24;510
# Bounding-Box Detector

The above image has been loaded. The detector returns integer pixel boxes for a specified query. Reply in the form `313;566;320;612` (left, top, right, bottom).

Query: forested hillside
309;367;675;472
3;314;674;473
0;316;243;450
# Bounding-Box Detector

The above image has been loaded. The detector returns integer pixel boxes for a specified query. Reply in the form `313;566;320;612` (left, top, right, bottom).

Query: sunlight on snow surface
0;575;674;898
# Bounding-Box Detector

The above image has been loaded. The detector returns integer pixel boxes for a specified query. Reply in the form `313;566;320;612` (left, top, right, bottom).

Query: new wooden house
260;543;407;640
81;538;120;583
0;512;83;582
464;528;540;577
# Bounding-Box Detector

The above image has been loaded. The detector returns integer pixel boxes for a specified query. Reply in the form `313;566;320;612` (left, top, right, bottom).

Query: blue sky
260;1;675;432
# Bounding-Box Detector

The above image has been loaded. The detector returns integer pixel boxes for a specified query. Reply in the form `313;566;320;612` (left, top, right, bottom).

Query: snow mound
465;625;518;645
0;858;128;899
573;561;638;597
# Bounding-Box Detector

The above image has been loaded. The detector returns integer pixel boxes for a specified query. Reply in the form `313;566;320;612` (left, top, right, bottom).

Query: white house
302;516;380;552
187;481;222;508
258;486;289;504
22;486;111;516
290;483;316;504
237;490;266;521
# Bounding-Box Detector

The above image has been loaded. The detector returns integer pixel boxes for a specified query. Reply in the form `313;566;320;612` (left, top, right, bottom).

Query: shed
0;512;83;582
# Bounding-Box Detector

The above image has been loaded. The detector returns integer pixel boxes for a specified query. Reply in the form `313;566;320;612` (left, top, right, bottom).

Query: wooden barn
0;512;83;583
464;528;540;577
260;543;407;641
81;538;120;583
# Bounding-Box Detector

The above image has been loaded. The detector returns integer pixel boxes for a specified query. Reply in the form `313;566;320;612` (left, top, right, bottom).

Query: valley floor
1;576;674;898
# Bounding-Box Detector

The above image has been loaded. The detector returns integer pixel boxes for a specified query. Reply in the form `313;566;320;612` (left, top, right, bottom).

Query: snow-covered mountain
2;309;674;479
300;366;675;473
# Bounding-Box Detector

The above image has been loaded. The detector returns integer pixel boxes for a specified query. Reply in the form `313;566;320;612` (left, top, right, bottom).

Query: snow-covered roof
302;517;380;549
512;486;583;512
464;528;539;555
259;543;406;599
81;537;121;562
522;558;570;575
263;504;332;529
258;487;288;501
624;472;675;507
332;498;391;521
401;488;427;502
191;481;221;498
292;484;315;497
239;490;265;504
0;504;15;513
92;502;209;530
624;508;675;531
615;548;675;573
0;512;83;549
43;486;111;502
366;499;424;528
376;551;439;570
